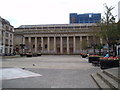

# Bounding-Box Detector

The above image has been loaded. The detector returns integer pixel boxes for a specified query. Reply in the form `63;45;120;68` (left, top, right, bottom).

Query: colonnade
23;35;97;54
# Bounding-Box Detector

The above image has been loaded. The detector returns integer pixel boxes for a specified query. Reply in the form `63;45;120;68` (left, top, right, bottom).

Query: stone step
103;68;120;83
97;72;119;89
91;73;111;89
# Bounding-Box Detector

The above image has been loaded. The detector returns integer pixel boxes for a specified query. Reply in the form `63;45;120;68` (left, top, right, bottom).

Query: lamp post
20;44;25;55
91;43;96;54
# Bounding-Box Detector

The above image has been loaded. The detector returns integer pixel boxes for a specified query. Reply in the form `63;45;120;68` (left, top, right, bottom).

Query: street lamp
20;44;25;56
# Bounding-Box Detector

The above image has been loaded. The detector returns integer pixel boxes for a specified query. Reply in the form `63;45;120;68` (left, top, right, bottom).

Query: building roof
2;18;10;25
18;23;96;29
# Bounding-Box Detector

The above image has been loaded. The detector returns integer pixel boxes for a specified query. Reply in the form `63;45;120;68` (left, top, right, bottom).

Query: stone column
23;37;25;44
80;36;82;51
22;36;25;53
3;31;5;54
28;37;31;52
54;36;56;53
41;37;43;53
73;36;76;53
11;34;14;54
8;33;10;54
47;37;50;53
35;37;37;53
87;36;89;46
60;36;63;54
67;36;69;54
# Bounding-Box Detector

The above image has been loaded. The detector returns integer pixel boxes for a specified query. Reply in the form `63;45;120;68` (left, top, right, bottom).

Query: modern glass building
70;13;101;24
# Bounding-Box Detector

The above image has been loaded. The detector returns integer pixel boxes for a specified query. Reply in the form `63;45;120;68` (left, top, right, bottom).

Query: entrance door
69;48;73;54
57;48;60;54
63;48;67;54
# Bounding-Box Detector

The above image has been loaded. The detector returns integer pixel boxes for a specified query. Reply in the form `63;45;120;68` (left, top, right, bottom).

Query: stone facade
14;23;102;55
0;17;14;55
0;17;2;55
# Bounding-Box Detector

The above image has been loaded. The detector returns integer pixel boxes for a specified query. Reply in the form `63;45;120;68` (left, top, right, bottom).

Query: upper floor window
6;26;9;31
10;34;13;38
10;28;13;31
5;32;9;37
5;39;8;44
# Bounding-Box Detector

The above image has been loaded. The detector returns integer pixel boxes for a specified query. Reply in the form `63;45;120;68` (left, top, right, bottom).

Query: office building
70;13;101;24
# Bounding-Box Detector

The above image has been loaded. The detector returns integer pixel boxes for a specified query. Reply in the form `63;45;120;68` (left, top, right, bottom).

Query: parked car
26;52;32;57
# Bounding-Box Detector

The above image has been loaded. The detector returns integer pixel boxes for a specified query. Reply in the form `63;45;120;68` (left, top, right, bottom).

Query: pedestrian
104;52;109;57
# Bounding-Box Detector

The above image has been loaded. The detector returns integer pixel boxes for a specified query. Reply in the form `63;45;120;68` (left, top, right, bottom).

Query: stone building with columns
0;17;14;55
14;23;102;55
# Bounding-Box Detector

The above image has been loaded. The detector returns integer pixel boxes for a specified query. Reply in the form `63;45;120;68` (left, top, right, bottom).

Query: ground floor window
5;48;8;54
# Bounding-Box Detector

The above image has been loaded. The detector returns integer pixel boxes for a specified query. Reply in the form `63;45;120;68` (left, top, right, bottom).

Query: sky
0;0;120;28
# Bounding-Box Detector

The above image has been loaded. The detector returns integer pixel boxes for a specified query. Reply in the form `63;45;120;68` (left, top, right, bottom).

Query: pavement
0;55;102;88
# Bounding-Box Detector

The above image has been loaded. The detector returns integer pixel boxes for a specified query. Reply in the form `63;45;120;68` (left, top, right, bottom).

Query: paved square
0;68;42;80
1;55;101;88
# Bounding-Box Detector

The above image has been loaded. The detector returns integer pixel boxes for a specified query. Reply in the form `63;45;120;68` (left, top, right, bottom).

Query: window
81;26;87;28
6;26;9;31
5;32;9;37
89;14;92;18
45;44;47;48
10;28;13;31
5;39;8;45
10;34;12;38
33;45;35;48
10;40;12;45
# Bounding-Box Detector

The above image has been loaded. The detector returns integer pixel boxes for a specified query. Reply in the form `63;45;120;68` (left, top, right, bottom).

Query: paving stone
1;55;101;88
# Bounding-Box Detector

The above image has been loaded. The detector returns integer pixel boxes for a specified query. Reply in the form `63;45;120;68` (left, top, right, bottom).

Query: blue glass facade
70;13;101;24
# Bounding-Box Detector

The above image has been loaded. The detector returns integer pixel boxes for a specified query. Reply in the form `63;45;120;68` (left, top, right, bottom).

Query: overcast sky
0;0;119;27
